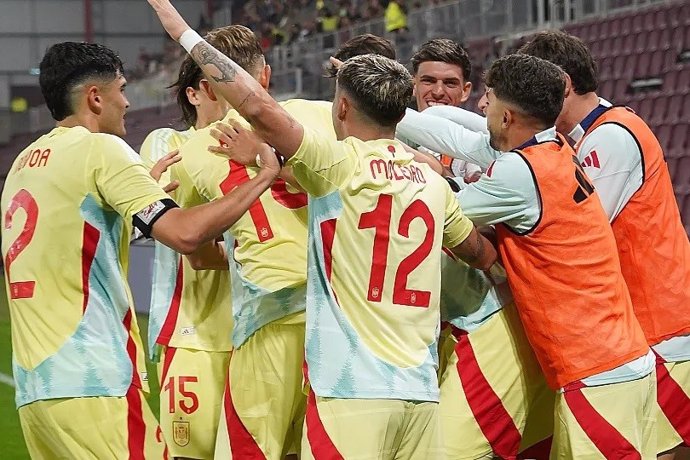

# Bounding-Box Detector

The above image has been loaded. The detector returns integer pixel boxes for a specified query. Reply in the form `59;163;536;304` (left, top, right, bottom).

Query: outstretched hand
146;0;190;41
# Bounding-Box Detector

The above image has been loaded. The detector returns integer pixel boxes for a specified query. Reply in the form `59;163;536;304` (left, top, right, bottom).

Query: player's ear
337;95;348;122
460;81;472;103
562;73;573;99
186;86;201;107
86;85;102;115
502;108;512;128
259;64;271;91
199;79;219;102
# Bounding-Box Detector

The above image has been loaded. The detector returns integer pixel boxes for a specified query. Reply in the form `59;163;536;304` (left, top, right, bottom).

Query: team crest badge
172;420;190;447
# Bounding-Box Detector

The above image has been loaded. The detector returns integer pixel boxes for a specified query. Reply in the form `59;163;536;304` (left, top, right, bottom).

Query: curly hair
485;54;565;126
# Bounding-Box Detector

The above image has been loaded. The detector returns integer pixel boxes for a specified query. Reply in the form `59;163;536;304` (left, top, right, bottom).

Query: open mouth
426;101;450;107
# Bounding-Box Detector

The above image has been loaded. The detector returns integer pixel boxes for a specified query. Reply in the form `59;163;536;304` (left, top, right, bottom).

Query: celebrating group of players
2;0;689;458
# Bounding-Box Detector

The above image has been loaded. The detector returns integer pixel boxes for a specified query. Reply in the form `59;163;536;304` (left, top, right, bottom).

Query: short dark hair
325;34;397;78
485;54;565;127
39;42;124;121
518;30;598;95
337;54;413;127
171;25;264;127
410;38;472;81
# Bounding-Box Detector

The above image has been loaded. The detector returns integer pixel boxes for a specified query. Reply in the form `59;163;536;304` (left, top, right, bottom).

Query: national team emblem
173;420;190;447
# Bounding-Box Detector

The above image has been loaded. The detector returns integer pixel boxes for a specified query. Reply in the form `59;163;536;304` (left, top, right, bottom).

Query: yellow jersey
139;128;233;359
289;129;474;402
172;99;337;347
1;126;171;407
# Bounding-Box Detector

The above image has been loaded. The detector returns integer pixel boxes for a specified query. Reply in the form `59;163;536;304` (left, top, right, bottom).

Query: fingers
208;145;229;155
228;119;246;133
210;128;234;147
162;180;180;193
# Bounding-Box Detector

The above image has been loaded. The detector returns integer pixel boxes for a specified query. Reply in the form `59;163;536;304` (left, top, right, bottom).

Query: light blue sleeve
396;108;501;169
424;105;489;134
456;152;540;233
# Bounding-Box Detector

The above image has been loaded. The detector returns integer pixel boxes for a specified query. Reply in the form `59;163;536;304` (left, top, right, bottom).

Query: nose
478;93;488;114
431;81;445;97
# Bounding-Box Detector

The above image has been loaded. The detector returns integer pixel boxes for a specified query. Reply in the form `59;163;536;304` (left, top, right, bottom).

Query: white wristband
179;29;204;54
255;153;263;168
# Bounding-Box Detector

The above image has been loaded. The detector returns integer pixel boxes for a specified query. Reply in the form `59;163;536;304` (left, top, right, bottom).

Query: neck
560;92;600;133
57;113;99;132
346;120;396;142
505;123;547;151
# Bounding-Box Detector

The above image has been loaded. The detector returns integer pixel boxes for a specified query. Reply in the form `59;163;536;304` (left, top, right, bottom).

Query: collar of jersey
515;126;558;150
569;97;613;143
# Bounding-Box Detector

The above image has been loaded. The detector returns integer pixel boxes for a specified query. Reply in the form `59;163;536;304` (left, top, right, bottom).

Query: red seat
658;28;672;51
638;97;654;120
650;95;669;126
635;52;651;77
646;30;661;52
677;155;690;187
632;13;646;33
655;124;673;152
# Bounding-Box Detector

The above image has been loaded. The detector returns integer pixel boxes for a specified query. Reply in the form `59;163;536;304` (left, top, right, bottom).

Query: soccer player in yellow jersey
168;26;333;459
1;41;282;458
139;28;240;459
148;2;498;457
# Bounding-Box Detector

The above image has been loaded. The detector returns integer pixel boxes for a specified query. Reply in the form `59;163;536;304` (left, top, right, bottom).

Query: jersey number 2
358;194;435;308
4;189;38;300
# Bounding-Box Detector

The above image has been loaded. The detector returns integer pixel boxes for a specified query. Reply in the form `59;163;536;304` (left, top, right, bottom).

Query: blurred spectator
385;0;408;33
318;8;340;33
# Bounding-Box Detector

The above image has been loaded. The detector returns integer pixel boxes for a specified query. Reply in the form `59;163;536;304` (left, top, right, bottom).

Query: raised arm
396;108;502;169
147;0;303;158
423;105;489;134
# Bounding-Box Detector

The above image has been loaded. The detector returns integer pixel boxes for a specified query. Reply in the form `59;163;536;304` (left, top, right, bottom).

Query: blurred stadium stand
0;0;687;233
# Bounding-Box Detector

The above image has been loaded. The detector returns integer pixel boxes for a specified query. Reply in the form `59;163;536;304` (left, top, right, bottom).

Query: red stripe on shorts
563;385;641;459
305;389;344;460
223;375;265;459
126;385;147;460
452;327;522;460
655;356;690;445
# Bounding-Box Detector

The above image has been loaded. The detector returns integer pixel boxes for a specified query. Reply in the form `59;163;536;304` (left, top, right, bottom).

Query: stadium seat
677;156;690;186
678;68;690;93
638;97;654;120
609;17;622;37
650;95;669;126
655;124;672;152
631;13;644;34
666;96;683;123
667;156;678;182
654;8;668;30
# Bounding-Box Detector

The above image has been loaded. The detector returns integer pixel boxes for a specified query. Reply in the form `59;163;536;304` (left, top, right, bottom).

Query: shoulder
581;122;641;163
91;133;142;164
142;127;179;145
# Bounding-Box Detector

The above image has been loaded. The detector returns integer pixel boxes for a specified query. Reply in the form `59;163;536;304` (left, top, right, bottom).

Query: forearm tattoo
191;41;237;83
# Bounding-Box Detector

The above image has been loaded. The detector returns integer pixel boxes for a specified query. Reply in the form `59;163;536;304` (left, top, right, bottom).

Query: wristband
180;29;204;54
255;153;263;168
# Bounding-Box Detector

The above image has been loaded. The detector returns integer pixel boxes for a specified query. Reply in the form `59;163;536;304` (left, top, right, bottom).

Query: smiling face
414;61;472;110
